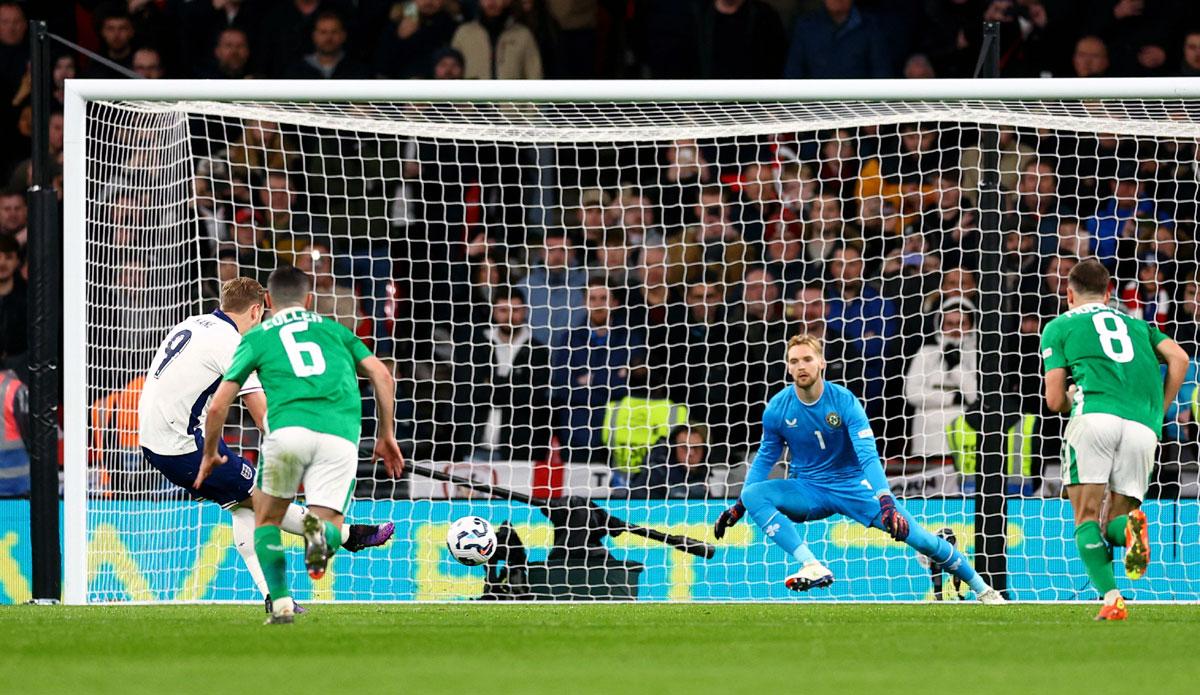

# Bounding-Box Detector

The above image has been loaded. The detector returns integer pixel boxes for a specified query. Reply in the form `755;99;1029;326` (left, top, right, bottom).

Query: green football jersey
226;307;372;444
1039;302;1168;437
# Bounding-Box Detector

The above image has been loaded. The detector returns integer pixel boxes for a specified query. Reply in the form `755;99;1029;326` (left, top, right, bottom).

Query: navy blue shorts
143;432;255;509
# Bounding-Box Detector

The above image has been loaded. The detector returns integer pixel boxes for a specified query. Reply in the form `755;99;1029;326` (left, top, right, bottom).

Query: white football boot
784;561;835;592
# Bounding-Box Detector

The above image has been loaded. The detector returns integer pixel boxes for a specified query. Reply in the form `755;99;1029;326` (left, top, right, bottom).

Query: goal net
64;80;1200;604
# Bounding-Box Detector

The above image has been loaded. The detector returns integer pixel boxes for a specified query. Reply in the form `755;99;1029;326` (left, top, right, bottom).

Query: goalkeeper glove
714;501;745;540
879;495;909;542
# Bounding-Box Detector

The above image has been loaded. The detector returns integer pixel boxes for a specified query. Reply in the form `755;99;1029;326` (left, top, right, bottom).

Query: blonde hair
220;277;267;313
787;333;823;356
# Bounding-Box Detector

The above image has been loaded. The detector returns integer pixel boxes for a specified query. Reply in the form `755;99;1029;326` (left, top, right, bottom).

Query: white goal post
63;77;1200;605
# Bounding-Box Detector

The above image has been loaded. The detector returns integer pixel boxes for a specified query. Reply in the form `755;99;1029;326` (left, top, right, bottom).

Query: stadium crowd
3;1;1200;501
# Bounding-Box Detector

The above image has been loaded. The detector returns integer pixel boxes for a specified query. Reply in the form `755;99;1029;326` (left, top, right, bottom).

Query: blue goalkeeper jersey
743;381;890;498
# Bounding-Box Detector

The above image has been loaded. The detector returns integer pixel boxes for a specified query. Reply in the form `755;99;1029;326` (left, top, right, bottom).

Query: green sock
1074;521;1117;595
1106;515;1128;547
323;521;342;557
254;525;290;600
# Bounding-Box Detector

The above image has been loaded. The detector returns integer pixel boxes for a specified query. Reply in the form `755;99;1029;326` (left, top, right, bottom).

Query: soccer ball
446;516;497;566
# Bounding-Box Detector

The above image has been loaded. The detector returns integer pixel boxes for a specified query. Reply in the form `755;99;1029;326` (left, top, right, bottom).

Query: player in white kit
138;278;394;612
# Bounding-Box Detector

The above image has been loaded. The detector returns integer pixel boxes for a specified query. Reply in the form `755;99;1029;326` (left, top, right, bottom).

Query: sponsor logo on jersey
785;418;798;427
825;412;841;428
1042;348;1053;358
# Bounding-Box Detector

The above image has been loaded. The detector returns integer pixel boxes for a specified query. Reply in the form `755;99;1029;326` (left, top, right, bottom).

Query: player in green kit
1040;258;1188;620
196;265;405;624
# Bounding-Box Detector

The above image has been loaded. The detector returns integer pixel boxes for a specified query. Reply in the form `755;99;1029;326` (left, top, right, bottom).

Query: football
446;516;497;566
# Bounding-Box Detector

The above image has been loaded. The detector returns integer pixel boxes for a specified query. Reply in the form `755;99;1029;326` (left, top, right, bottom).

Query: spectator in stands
603;361;690;497
1005;159;1072;255
255;171;326;255
222;119;302;187
628;242;689;384
825;244;898;410
592;229;634;289
376;0;462;79
51;54;75;108
0;1;26;128
657;140;712;230
1087;176;1154;269
757;223;806;301
678;277;743;458
569;188;609;259
178;0;262;78
521;228;587;348
554;279;643;464
82;6;137;78
1086;0;1172;76
687;187;749;287
259;0;354;78
293;242;362;333
0;188;25;248
664;424;710;499
904;297;978;458
452;286;554;463
0;235;25;375
696;0;787;79
784;0;890;79
903;53;935;79
1119;253;1170;328
200;27;254;80
1037;254;1077;318
0;367;28;498
1182;30;1200;76
1171;274;1200;353
738;266;789;443
430;46;465;78
227;208;274;279
132;47;165;79
1055;217;1091;258
285;11;370;79
1072;35;1110;78
452;0;543;79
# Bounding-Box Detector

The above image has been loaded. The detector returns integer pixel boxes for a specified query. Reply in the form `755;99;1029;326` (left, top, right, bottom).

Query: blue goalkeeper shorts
741;478;884;528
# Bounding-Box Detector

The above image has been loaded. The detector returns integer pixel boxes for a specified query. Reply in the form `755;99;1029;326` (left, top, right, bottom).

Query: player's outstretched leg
343;522;396;552
741;481;833;592
888;507;1002;603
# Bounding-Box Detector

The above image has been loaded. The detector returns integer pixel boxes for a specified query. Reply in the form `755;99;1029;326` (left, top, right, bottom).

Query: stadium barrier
4;499;1196;603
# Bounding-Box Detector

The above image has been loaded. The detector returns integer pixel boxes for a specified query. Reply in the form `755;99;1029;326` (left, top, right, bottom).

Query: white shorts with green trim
258;426;358;513
1061;412;1157;500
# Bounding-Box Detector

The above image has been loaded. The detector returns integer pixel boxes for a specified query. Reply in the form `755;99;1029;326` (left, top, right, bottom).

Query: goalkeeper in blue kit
714;334;1005;603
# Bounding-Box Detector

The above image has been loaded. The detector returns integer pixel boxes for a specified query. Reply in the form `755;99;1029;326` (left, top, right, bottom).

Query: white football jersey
138;311;262;455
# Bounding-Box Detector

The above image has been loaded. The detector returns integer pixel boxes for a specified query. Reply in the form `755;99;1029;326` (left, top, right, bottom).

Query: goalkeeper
713;334;1004;603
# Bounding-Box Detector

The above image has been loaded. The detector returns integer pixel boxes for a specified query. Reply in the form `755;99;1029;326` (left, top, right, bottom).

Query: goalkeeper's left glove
714;501;745;540
879;495;909;542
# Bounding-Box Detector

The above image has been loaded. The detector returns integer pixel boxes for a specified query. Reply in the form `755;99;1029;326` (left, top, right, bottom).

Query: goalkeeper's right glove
714;501;745;540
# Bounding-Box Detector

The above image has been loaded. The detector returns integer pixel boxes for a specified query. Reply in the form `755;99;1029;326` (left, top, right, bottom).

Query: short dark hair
0;235;19;256
267;265;312;307
491;285;523;305
1068;257;1111;296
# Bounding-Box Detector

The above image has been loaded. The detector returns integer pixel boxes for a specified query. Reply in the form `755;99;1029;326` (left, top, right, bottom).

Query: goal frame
62;76;1200;605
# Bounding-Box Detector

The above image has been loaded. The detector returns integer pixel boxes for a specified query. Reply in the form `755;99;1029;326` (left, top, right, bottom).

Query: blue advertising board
1;499;1197;603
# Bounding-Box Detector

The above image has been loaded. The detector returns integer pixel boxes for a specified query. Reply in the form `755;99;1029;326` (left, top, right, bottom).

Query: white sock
280;503;350;544
230;506;269;599
1104;589;1123;606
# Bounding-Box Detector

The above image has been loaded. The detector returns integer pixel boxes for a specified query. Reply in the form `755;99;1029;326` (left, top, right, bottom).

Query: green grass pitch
2;604;1198;694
